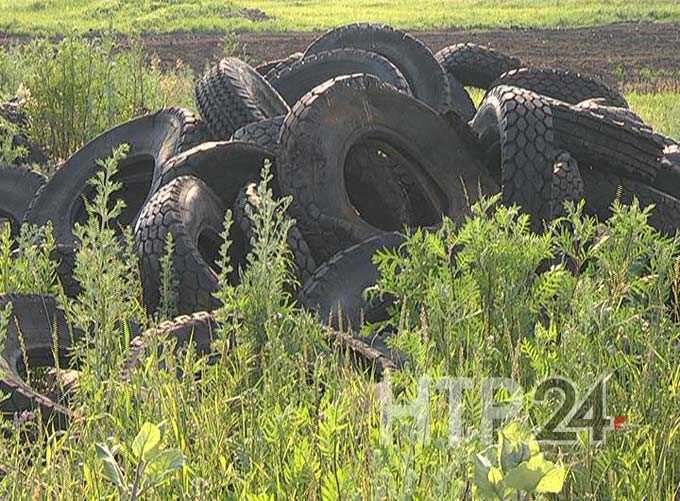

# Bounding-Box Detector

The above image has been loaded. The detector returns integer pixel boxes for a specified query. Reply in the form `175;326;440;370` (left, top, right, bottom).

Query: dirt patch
2;22;679;89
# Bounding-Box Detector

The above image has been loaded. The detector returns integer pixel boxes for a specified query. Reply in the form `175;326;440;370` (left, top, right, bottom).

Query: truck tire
136;176;249;314
0;293;81;428
299;232;404;331
24;108;206;247
490;68;628;108
305;23;460;115
232;181;317;287
266;48;411;105
435;43;522;90
278;74;497;261
195;57;289;140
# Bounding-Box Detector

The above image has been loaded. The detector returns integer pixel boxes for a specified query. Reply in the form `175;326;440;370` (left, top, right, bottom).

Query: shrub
1;35;194;161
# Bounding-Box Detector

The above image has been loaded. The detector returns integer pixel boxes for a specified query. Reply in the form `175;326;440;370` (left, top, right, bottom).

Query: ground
2;22;680;91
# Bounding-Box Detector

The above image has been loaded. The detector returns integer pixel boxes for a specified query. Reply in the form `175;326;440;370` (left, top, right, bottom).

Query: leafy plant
474;422;566;499
96;421;185;500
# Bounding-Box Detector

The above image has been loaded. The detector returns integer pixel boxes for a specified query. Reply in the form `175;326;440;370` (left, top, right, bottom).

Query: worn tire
256;52;304;77
435;43;523;90
195;57;289;140
24;108;206;248
122;311;219;382
150;140;273;201
136;175;251;315
278;74;498;262
548;98;665;186
299;232;404;331
305;23;462;115
580;166;680;236
576;98;647;126
266;48;411;105
491;68;628;108
0;165;46;236
233;182;317;286
230;116;285;153
233;120;420;229
0;294;81;427
471;86;561;227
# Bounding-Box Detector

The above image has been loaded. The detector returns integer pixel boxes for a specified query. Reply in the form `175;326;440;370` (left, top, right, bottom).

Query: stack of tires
1;23;678;427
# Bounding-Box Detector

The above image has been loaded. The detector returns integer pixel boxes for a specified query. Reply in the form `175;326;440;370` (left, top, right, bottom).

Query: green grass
2;0;680;34
628;91;680;140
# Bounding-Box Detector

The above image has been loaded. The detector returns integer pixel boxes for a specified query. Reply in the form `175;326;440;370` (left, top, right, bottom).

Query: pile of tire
1;23;678;427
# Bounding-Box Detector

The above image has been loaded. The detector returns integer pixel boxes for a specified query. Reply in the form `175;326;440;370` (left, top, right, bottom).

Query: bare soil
2;22;679;88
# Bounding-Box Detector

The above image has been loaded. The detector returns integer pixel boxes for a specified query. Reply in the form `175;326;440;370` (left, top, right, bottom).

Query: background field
2;0;680;34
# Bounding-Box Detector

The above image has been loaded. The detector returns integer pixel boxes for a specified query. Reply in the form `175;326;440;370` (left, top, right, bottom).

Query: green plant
17;35;194;160
157;233;178;322
474;422;566;499
95;421;185;500
0;154;679;499
0;223;58;295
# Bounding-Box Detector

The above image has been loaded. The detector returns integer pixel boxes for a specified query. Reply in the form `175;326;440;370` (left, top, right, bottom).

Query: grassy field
2;0;680;34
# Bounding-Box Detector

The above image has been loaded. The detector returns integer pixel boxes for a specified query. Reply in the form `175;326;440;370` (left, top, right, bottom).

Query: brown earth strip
2;22;679;89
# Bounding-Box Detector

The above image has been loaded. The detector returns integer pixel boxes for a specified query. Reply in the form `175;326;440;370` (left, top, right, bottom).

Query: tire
580;166;680;236
548;97;665;186
195;57;289;140
0;165;46;236
266;48;412;106
256;52;303;77
551;152;584;218
299;232;404;331
136;175;249;314
122;311;219;382
232;182;317;287
231;116;285;153
278;74;498;262
231;118;421;229
149;140;273;202
330;329;405;379
0;293;81;427
490;68;628;108
471;86;561;227
576;98;647;127
24;108;206;248
305;23;462;115
435;43;523;90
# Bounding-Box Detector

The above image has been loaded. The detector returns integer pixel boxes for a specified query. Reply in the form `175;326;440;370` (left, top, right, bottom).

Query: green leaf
536;465;567;493
95;443;124;488
503;461;544;492
474;451;505;499
132;422;161;460
147;448;185;476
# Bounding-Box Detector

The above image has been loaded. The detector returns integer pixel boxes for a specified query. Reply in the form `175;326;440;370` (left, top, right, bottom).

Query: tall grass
0;37;194;161
0;158;678;498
